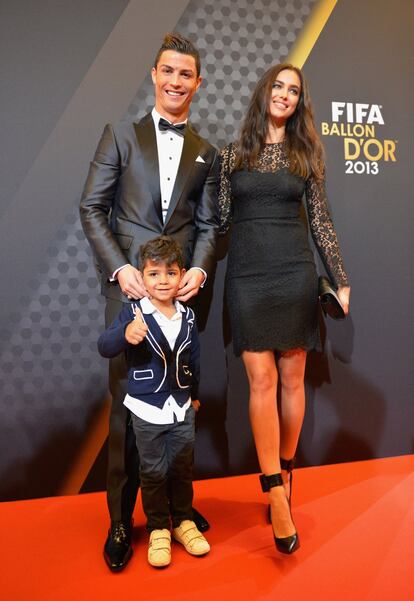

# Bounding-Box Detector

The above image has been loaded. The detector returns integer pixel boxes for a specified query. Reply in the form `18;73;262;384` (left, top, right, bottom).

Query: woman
219;64;350;554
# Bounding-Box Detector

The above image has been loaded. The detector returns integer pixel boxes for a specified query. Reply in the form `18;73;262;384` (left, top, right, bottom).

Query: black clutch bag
318;276;345;320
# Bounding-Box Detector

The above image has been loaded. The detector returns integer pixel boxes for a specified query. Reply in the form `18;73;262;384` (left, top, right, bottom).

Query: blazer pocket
114;232;133;250
133;369;154;381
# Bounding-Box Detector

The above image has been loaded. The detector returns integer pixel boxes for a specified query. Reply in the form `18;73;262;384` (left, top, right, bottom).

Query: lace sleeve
305;176;349;287
218;144;235;234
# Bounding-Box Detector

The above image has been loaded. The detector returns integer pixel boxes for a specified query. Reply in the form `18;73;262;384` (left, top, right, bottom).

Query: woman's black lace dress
219;142;349;356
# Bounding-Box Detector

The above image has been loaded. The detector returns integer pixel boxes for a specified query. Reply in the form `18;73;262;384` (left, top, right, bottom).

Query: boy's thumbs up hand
125;305;148;345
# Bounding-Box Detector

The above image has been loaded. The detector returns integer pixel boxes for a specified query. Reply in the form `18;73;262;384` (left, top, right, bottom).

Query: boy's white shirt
123;297;192;424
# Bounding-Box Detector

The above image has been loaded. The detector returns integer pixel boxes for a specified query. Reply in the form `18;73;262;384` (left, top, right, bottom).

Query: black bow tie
158;117;186;137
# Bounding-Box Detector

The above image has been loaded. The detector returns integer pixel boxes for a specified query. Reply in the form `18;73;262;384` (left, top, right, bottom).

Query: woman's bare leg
242;350;295;539
277;349;307;494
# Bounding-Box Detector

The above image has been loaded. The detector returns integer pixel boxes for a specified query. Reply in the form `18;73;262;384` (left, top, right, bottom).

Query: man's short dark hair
139;235;184;271
154;32;201;77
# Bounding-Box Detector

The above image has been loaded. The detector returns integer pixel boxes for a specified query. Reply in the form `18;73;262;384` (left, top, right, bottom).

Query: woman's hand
337;286;351;315
191;399;201;412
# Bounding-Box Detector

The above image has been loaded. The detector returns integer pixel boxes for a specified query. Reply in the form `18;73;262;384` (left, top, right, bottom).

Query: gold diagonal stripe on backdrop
288;0;338;68
58;396;111;496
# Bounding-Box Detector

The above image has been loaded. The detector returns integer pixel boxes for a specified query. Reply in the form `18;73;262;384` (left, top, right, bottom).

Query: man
80;33;218;572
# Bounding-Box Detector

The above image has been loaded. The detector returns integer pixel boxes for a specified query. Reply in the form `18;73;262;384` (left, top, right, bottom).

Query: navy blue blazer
97;300;200;407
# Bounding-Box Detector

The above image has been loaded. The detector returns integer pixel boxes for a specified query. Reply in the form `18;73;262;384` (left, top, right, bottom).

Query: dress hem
232;340;321;357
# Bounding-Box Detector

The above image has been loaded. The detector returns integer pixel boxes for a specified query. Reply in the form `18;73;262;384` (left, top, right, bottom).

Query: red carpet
1;455;413;601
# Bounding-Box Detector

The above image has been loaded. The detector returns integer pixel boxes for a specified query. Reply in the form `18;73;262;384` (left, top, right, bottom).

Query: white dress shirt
152;107;186;223
123;297;192;424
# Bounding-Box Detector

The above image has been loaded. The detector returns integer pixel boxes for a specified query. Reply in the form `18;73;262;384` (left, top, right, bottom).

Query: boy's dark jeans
131;406;195;531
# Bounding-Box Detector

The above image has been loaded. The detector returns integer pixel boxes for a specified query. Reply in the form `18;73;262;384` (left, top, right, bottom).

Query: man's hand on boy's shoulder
175;268;205;302
125;306;148;345
117;265;147;300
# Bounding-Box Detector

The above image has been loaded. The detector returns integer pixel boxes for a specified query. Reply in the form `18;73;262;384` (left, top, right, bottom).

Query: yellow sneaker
173;520;210;556
148;529;171;567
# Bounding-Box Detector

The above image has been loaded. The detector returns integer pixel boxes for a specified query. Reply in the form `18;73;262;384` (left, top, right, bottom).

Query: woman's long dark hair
235;64;325;181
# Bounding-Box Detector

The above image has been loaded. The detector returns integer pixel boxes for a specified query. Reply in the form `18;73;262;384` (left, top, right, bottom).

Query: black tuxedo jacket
80;113;219;302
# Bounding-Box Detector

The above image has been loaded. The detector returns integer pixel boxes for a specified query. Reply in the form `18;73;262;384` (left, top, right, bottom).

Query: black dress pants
131;408;195;531
105;298;140;522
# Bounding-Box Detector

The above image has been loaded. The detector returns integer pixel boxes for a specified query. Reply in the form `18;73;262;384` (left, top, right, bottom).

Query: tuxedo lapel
164;126;202;226
133;114;162;225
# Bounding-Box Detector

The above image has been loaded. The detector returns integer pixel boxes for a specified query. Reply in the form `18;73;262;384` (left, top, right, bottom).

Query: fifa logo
331;102;384;125
321;101;397;175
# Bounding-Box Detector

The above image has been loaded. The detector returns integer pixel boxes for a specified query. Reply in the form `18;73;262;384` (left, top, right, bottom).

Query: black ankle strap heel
280;456;296;504
266;456;296;523
259;473;284;492
259;472;300;555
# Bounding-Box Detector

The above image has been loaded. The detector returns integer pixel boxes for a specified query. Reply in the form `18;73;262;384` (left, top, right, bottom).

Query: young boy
98;236;210;568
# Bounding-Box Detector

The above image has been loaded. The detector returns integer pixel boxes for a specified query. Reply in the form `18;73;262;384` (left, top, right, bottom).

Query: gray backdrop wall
0;0;412;502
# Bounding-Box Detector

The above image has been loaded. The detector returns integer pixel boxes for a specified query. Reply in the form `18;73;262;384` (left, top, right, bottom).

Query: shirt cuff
191;267;207;287
110;264;130;282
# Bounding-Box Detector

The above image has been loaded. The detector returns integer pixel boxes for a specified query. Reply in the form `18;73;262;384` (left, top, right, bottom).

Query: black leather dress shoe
192;507;210;532
103;520;133;572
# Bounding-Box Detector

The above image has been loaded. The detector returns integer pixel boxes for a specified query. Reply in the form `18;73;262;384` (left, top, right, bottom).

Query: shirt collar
151;107;188;127
140;296;185;316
